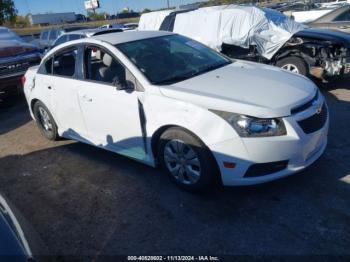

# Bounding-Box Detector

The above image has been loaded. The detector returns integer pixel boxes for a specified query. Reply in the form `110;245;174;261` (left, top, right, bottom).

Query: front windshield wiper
155;70;199;85
155;61;231;85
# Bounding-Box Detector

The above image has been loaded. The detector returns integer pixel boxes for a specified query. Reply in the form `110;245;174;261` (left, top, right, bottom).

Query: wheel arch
150;125;221;181
30;98;40;112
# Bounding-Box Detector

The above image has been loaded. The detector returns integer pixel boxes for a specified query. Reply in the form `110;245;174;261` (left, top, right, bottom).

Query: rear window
68;34;82;41
41;31;49;40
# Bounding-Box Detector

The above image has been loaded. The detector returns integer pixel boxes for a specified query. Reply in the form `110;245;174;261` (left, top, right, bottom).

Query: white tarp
138;10;173;31
173;5;306;60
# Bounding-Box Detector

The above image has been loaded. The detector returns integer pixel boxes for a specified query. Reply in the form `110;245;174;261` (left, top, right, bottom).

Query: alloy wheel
163;139;201;185
38;106;53;131
282;64;299;74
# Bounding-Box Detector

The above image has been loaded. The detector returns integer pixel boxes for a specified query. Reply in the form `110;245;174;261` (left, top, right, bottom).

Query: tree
15;14;30;27
87;11;107;21
142;8;152;14
0;0;17;25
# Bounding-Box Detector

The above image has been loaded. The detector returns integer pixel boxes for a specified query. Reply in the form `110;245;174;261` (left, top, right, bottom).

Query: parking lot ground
0;79;349;258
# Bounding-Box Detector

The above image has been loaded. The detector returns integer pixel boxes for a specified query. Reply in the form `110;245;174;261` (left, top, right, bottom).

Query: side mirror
115;78;135;92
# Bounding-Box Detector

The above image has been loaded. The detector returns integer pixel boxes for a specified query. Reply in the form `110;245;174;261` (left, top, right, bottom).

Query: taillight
21;75;26;86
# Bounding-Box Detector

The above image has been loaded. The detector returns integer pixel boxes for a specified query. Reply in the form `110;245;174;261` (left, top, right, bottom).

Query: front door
77;46;146;160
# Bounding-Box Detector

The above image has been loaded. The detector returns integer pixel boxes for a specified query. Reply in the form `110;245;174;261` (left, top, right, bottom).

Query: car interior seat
97;53;125;84
56;54;75;76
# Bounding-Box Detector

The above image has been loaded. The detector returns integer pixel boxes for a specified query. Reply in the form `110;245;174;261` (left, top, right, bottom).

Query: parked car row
51;28;123;48
139;5;350;82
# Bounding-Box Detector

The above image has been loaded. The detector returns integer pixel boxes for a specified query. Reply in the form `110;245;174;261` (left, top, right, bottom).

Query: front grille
297;103;328;134
0;56;41;76
244;160;289;177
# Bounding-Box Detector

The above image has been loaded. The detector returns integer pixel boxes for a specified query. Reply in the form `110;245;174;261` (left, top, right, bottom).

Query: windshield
116;34;231;85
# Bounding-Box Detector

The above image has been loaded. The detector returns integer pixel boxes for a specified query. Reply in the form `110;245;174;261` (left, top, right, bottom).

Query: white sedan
23;31;329;191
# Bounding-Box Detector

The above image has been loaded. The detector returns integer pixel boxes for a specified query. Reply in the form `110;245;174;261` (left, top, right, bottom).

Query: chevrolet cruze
23;31;329;191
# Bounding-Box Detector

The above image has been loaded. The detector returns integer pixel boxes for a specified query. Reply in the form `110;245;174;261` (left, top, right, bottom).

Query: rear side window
38;57;53;74
53;48;77;77
45;58;53;74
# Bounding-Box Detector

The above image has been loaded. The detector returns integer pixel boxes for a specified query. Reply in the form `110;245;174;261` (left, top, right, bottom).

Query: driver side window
83;46;135;89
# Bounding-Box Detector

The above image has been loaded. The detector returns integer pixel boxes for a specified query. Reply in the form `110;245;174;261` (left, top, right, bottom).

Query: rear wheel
33;101;59;141
276;56;308;76
157;127;218;192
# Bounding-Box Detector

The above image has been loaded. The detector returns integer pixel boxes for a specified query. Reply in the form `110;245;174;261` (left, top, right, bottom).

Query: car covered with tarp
139;5;350;82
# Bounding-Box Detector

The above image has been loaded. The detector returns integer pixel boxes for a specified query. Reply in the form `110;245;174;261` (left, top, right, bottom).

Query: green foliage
142;8;152;14
15;14;30;27
0;0;17;25
87;11;107;21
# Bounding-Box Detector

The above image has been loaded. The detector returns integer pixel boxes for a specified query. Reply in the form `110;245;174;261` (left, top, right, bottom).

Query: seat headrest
103;53;117;67
95;50;102;60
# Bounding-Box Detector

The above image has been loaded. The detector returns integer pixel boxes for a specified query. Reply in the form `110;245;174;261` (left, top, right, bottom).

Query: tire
276;56;308;76
157;127;218;192
33;101;59;141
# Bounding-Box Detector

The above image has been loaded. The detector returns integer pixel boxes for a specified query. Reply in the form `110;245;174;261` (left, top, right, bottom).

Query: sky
14;0;206;15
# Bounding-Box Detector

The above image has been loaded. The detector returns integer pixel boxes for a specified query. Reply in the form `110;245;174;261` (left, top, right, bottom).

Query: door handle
82;94;92;102
339;26;349;29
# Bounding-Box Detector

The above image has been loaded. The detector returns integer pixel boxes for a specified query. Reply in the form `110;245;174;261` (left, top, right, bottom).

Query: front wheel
157;127;218;192
276;56;308;76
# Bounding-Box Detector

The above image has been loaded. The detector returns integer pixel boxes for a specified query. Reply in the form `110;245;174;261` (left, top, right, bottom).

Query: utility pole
167;0;170;8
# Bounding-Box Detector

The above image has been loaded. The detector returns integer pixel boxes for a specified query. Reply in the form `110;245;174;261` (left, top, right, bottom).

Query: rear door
48;46;88;138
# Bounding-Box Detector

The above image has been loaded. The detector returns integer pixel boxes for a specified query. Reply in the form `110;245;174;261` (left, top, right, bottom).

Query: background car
0;27;42;101
0;193;47;261
142;6;350;82
100;23;138;30
38;26;91;49
52;28;123;48
307;5;350;33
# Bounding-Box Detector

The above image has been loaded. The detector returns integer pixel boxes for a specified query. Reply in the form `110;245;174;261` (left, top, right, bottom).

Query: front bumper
209;102;329;186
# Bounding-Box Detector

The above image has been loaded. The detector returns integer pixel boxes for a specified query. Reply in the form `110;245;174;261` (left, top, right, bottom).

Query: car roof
58;28;122;39
313;5;350;23
92;30;174;45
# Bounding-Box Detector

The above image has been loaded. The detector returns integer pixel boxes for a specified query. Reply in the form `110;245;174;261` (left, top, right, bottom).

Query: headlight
210;110;287;137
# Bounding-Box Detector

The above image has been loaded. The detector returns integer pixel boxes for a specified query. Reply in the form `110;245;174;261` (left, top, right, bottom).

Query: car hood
294;28;350;45
0;40;39;59
159;61;317;118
